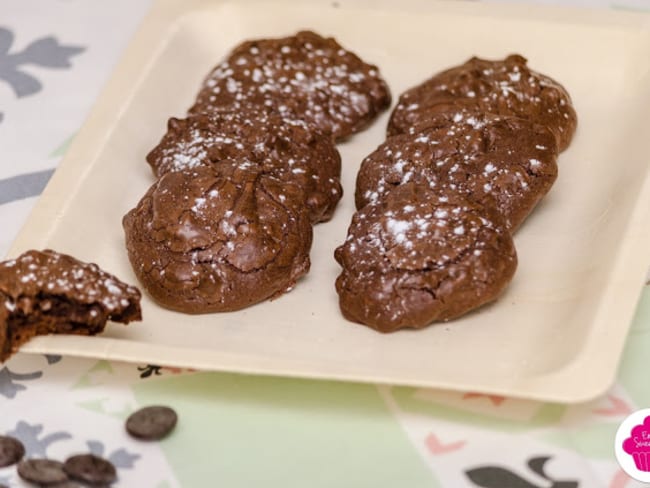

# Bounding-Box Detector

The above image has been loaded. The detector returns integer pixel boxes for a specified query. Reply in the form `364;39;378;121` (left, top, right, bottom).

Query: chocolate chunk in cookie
125;405;178;440
18;459;68;485
335;183;517;332
388;55;577;151
147;110;343;223
0;435;25;467
190;30;391;141
63;454;117;486
0;250;142;362
357;110;558;231
123;163;312;313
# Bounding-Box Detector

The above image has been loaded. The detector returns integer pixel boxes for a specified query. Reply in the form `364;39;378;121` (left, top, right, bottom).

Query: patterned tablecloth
2;0;650;486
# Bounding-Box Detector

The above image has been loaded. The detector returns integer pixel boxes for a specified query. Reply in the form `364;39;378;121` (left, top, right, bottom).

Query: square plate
9;0;650;402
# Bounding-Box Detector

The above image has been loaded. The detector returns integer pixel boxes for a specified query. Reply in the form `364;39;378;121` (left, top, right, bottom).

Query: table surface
2;0;650;486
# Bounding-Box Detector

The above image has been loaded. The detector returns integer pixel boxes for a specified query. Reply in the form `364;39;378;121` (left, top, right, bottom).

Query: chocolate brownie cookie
190;30;391;141
146;110;343;223
335;183;517;332
388;55;577;151
0;250;142;362
356;110;558;231
123;163;312;313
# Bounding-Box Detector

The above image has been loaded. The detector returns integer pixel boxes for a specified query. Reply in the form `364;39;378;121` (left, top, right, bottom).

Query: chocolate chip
126;405;177;440
17;458;68;485
0;435;25;467
63;453;116;485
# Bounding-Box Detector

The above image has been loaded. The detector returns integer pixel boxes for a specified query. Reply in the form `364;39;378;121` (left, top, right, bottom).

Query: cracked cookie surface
388;55;576;151
335;183;517;332
190;30;391;141
123;163;312;313
357;110;558;231
147;110;343;223
0;249;141;362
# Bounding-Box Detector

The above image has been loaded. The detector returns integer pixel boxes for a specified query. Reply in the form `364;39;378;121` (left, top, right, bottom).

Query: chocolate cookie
123;163;312;313
190;30;391;141
146;110;343;223
0;250;141;362
335;183;517;332
356;110;558;231
388;55;577;151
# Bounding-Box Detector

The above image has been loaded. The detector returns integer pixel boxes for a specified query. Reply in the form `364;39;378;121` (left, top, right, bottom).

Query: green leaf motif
76;397;133;420
72;360;114;389
49;133;75;158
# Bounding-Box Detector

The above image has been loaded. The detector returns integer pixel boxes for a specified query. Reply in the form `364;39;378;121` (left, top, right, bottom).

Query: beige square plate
9;0;650;402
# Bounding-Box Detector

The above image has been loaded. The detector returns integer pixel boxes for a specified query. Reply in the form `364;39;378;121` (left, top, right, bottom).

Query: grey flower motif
44;354;62;364
87;440;140;469
0;366;42;399
6;421;72;458
0;27;85;98
466;456;579;488
0;112;3;124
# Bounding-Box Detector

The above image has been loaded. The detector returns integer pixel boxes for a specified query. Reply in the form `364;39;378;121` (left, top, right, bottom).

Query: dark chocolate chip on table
126;405;177;440
0;435;25;467
63;453;117;485
17;458;68;485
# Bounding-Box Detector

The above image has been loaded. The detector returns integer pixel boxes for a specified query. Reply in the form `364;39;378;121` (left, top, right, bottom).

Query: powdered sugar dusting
336;185;515;330
386;218;412;244
191;31;389;138
359;104;558;231
392;54;575;150
1;250;139;317
148;109;342;223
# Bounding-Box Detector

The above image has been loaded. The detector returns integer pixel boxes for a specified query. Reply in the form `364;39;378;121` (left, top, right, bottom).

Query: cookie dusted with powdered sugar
0;250;141;362
356;110;558;231
335;184;517;332
388;55;577;151
146;110;343;223
123;163;312;313
190;30;391;141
